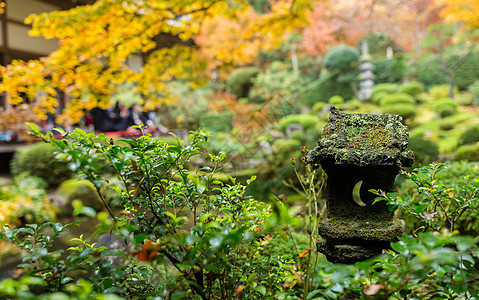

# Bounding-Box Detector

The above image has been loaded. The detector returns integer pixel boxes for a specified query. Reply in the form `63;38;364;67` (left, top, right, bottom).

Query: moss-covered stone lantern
306;107;414;264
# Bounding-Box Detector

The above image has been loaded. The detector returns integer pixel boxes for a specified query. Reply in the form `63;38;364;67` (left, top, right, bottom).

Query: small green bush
458;125;479;146
371;56;407;84
371;83;398;104
429;85;457;100
226;67;260;98
10;143;71;187
199;111;233;133
311;101;327;113
328;95;344;105
53;179;101;216
408;135;439;166
324;45;360;72
434;98;457;117
380;92;415;107
272;138;300;153
456;144;479;161
278;114;320;132
381;104;416;120
399;81;425;97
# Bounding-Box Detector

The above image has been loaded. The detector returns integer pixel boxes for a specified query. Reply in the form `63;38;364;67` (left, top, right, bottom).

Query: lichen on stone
306;106;414;167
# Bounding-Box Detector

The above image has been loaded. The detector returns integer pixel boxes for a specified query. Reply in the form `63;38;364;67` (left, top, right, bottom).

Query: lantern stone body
306;107;414;264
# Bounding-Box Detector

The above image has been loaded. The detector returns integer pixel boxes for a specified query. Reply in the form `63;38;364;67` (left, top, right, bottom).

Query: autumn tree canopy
0;0;312;123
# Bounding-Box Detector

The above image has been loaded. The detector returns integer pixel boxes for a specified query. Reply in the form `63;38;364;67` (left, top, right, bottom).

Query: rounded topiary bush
371;83;399;104
380;92;415;107
381;104;416;120
434;98;457;117
53;179;101;216
328;95;344;105
399;81;425;97
311;101;327;113
278;114;320;132
458;125;479;146
429;85;457;101
324;45;360;72
226;67;260;98
456;144;479;161
10;142;71;187
272;138;300;154
371;57;407;84
408;135;439;167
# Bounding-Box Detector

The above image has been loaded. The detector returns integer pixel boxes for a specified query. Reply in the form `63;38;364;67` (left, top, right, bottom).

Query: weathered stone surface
307;107;413;264
306;106;414;167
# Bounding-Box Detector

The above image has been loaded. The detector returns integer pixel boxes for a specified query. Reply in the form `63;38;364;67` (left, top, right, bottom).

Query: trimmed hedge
10;142;71;187
278;114;319;132
227;67;260;98
434;98;457;117
408;135;439;167
381;104;416;120
324;45;360;72
399;81;425;97
380;92;415;107
458;125;479;146
371;83;399;104
456;144;479;161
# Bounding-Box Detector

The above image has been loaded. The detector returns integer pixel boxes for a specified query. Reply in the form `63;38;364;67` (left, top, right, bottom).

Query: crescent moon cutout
352;180;367;207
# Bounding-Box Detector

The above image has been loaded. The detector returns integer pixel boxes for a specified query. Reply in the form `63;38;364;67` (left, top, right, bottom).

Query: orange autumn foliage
0;0;313;124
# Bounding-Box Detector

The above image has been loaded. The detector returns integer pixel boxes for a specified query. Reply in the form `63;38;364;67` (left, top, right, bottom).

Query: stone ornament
306;106;414;263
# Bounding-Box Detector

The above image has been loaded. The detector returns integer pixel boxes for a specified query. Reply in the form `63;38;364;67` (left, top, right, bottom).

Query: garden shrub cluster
0;127;478;299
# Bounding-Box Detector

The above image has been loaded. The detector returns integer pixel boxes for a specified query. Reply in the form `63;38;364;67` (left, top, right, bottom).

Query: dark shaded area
0;151;13;174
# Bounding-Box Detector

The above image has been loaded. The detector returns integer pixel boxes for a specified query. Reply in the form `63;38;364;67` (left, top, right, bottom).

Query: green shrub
10;142;71;187
467;80;479;105
434;98;457;117
199;111;233;132
272;138;300;153
458;125;479;146
311;101;327;113
429;85;457;100
328;95;344;105
371;83;398;104
53;179;101;216
344;99;361;109
456;144;479;161
371;56;407;84
324;45;360;72
249;62;310;104
305;76;356;104
226;67;260;98
380;92;415;107
399;81;425;97
408;135;439;167
278;114;320;132
381;104;416;120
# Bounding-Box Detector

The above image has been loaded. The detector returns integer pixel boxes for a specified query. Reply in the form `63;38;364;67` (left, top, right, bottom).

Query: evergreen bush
371;56;407;84
456;144;479;161
10;142;71;187
226;67;260;98
278;114;319;132
323;45;360;72
408;135;439;167
458;125;479;146
371;83;398;104
434;98;457;117
399;81;425;97
379;92;415;107
328;95;344;105
381;104;416;120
